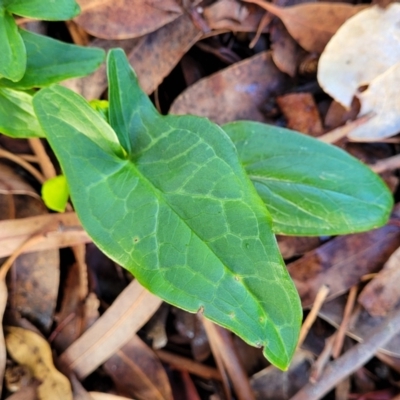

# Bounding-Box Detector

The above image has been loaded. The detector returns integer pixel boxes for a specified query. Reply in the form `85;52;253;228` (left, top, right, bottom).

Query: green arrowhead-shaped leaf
0;9;25;82
33;49;302;370
0;87;43;138
0;29;105;90
223;121;393;236
6;0;79;20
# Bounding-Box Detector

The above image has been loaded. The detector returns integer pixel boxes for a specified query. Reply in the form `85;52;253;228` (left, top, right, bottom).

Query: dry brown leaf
0;212;90;258
59;280;162;379
52;253;99;352
277;236;321;260
358;246;400;317
11;248;60;332
318;4;400;109
270;19;304;78
251;350;314;400
5;327;73;400
127;14;201;94
276;93;323;137
288;204;400;308
63;14;201;99
244;0;366;53
203;0;266;32
75;0;183;39
103;335;172;400
170;51;291;124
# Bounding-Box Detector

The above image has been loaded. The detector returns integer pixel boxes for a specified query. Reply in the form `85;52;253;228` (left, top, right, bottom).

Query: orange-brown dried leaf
103;335;173;400
75;0;183;39
244;0;366;53
358;246;400;317
170;51;291;124
277;93;324;137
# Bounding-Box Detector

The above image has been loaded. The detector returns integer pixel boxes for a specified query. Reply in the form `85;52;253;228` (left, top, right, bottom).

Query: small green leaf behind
223;121;393;236
42;175;69;212
0;87;43;138
0;29;105;90
33;49;302;370
0;9;25;82
5;0;80;20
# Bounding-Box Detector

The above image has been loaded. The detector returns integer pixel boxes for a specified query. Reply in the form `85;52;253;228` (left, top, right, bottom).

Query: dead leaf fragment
203;0;267;32
60;280;162;379
318;3;400;109
288;206;400;308
276;93;323;136
358;246;400;316
0;212;90;259
103;335;173;400
348;62;400;141
5;327;73;400
75;0;183;39
170;51;291;124
244;0;366;53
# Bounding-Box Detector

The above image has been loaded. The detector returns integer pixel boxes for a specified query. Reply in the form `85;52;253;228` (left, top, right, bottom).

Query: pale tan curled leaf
170;51;291;124
75;0;183;39
348;62;400;141
0;212;91;258
244;0;365;53
318;3;400;109
5;327;73;400
59;280;162;379
358;246;400;316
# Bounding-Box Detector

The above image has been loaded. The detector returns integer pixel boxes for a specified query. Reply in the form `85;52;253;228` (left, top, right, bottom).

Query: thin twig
297;285;330;348
332;285;358;358
370;153;400;174
28;138;56;179
309;333;336;383
155;350;222;381
290;305;400;400
0;148;45;184
318;114;374;144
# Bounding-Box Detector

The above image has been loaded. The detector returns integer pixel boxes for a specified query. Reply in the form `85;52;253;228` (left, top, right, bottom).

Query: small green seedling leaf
0;29;105;90
5;0;80;20
33;49;302;370
223;121;393;236
0;87;43;138
0;9;25;82
41;175;69;212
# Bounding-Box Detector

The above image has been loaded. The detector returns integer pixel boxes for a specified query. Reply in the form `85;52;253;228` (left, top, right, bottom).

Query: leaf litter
2;0;400;398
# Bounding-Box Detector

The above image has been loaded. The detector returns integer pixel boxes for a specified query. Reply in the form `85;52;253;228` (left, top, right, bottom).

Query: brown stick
290;305;400;400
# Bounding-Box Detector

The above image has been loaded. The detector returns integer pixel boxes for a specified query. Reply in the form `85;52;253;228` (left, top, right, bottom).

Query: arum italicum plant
30;49;392;370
